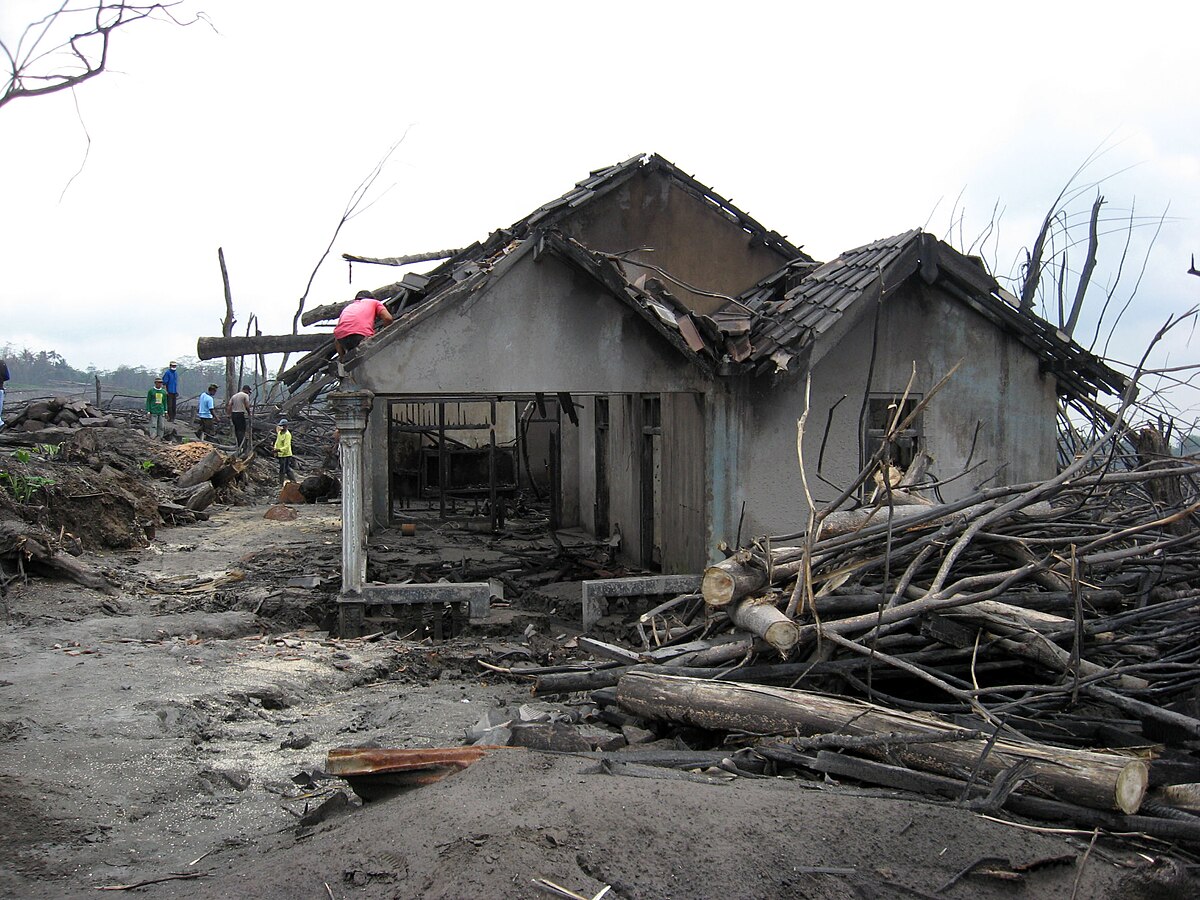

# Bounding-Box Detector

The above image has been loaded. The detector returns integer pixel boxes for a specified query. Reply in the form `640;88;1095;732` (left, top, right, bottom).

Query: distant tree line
0;344;227;400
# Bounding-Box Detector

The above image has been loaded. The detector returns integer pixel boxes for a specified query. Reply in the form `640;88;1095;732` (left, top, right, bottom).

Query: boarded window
863;395;922;473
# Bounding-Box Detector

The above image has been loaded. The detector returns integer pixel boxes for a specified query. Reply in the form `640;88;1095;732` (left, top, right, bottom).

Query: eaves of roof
731;230;1126;400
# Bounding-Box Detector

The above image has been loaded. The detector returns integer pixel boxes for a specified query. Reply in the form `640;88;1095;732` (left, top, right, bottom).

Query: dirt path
0;505;528;898
0;505;1183;899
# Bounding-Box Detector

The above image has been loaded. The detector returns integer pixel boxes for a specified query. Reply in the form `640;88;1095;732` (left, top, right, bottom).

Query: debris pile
488;417;1200;846
2;396;112;435
0;409;280;593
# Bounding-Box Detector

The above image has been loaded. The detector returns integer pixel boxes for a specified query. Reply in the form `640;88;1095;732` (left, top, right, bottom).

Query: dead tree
271;136;406;396
1;2;203;111
217;247;236;399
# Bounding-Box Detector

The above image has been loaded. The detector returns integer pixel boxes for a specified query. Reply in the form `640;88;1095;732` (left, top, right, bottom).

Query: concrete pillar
330;390;374;596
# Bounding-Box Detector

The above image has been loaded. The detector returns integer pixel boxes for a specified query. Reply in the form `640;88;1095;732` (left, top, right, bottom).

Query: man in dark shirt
0;358;9;429
226;384;253;455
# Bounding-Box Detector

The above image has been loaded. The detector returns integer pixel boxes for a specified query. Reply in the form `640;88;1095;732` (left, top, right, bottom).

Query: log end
764;620;800;653
1116;759;1149;815
701;567;736;608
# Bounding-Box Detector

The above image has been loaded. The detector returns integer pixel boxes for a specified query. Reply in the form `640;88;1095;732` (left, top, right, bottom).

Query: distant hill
1;345;232;404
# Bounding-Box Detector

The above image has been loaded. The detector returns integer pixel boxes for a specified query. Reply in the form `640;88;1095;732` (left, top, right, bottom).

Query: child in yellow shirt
274;419;294;483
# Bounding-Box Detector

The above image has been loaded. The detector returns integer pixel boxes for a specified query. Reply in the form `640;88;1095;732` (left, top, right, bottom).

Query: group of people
132;287;390;478
144;365;294;482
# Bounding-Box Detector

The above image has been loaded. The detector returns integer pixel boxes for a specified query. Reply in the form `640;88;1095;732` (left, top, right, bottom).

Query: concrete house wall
347;164;1066;576
559;167;794;316
354;247;713;552
718;281;1060;546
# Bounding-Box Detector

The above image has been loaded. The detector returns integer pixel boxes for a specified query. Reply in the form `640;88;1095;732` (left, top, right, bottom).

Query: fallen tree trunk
197;334;327;360
175;482;216;512
11;530;116;594
616;672;1149;813
728;596;799;653
176;449;225;489
341;248;462;268
808;750;1200;844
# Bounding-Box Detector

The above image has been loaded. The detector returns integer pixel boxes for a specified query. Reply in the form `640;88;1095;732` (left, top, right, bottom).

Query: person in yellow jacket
274;418;294;483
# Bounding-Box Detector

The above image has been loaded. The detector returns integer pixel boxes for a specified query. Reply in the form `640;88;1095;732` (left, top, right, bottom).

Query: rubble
3;360;1200;900
490;402;1200;853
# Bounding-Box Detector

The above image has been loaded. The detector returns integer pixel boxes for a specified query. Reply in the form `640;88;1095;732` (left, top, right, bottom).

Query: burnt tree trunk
616;672;1148;814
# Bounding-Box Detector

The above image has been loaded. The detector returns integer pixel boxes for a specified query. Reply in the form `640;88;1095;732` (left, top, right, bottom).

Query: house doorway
385;395;563;530
593;396;609;538
640;394;662;570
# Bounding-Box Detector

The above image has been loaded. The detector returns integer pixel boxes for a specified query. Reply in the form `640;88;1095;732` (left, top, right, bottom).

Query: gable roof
339;154;809;375
284;156;1123;405
730;230;1126;399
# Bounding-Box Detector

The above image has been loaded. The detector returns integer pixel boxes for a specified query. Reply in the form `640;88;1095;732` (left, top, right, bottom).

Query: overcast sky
2;2;1197;412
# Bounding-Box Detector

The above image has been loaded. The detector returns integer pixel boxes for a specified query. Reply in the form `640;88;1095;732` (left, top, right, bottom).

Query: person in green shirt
274;418;294;483
146;377;169;439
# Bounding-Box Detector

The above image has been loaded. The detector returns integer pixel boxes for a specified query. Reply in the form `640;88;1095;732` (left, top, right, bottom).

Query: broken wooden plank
326;745;499;776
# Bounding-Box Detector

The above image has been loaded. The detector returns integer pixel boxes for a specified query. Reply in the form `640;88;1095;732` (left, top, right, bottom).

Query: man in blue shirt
196;384;218;441
161;361;180;421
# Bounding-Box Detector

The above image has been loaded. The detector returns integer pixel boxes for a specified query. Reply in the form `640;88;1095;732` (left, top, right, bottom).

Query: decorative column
330;390;374;634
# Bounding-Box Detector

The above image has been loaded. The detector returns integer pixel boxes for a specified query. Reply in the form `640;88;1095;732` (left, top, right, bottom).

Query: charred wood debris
0;395;340;596
463;393;1200;861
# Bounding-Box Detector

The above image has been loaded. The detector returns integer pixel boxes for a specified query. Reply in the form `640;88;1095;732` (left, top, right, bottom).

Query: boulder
299;472;339;502
263;504;298;522
278;481;306;505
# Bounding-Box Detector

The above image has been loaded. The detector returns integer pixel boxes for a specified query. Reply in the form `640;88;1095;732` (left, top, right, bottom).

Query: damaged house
330;154;1122;573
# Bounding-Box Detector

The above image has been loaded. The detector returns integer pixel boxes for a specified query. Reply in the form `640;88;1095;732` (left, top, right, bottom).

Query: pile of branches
527;338;1200;844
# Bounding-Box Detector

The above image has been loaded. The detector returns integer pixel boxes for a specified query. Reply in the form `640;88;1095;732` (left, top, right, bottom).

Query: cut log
810;750;1200;845
176;482;216;512
702;552;765;608
196;334;328;360
616;672;1149;814
11;529;118;594
702;548;803;608
176;449;225;489
727;597;799;653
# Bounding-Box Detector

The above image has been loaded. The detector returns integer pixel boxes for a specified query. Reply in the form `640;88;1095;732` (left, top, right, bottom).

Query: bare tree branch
268;135;407;393
1063;193;1104;337
1;2;206;111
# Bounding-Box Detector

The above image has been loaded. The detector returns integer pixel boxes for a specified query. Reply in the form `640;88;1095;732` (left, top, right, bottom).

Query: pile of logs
518;408;1200;843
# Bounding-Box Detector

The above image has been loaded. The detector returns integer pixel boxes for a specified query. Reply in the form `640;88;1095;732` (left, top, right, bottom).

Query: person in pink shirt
333;291;394;365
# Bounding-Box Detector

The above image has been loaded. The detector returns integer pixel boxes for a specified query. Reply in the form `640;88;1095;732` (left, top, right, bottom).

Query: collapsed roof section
733;230;1128;399
281;155;1125;404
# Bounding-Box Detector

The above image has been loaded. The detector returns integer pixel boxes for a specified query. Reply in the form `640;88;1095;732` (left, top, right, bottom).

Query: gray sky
2;1;1197;413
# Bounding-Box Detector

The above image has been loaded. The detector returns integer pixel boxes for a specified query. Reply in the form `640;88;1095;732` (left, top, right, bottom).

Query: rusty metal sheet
326;745;510;776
